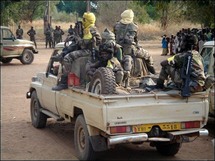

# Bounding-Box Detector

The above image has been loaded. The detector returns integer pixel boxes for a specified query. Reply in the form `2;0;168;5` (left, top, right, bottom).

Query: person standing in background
68;25;75;36
16;25;24;39
27;26;37;49
44;23;53;48
161;34;168;56
59;26;64;42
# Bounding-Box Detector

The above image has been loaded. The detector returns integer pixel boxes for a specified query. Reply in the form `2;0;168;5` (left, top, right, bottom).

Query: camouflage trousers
122;46;155;76
159;65;203;92
62;49;91;79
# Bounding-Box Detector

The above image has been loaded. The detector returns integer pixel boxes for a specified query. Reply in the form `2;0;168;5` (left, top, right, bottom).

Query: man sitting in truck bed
52;12;101;91
86;29;124;86
148;33;206;96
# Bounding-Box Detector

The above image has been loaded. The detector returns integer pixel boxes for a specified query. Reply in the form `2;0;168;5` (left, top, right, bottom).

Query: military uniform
113;9;155;78
27;27;37;48
52;12;102;91
16;26;23;39
45;27;53;48
53;27;62;47
86;43;124;86
158;50;206;93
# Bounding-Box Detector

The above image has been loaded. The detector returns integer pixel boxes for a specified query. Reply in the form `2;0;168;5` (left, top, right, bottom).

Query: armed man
16;25;24;39
53;26;62;47
113;9;156;87
44;23;53;48
27;26;37;49
147;33;206;97
52;12;101;91
86;28;124;86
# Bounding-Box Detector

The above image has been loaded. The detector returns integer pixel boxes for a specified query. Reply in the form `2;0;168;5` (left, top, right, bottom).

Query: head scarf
101;28;116;45
82;12;96;39
120;9;134;24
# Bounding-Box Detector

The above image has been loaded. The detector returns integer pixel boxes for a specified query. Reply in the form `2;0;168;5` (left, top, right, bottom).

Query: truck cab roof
203;41;215;47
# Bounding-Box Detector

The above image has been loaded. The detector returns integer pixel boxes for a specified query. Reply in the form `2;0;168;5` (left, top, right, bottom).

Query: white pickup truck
26;43;210;160
0;26;38;64
200;41;215;117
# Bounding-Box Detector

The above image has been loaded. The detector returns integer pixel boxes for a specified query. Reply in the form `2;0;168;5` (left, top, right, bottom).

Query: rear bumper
108;128;208;146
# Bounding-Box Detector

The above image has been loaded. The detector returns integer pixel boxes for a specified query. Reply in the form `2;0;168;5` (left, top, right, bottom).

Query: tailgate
105;91;209;130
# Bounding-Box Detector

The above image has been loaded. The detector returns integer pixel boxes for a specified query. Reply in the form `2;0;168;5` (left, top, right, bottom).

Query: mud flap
89;135;108;152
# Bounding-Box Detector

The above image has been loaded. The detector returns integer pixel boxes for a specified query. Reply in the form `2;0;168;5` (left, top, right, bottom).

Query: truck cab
0;26;38;64
200;41;215;117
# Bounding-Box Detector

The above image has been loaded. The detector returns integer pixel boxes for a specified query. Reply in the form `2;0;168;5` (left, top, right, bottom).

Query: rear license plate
133;123;181;133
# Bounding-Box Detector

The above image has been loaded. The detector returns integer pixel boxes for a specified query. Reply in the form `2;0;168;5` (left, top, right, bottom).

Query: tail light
110;126;131;134
181;121;200;129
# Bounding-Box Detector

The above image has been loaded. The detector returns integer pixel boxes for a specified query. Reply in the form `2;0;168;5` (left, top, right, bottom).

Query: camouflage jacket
78;26;102;51
174;50;206;87
113;21;138;47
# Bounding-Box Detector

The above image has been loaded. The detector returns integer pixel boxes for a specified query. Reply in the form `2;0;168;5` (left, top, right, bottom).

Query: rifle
181;52;193;97
74;13;83;38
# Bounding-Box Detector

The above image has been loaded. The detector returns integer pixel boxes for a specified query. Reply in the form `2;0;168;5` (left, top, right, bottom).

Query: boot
52;75;68;91
51;54;63;62
148;66;156;74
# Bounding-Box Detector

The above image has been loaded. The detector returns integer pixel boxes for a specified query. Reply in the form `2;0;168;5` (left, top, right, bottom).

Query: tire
30;91;47;128
74;115;96;160
156;142;181;156
1;58;13;64
88;67;116;94
20;49;34;64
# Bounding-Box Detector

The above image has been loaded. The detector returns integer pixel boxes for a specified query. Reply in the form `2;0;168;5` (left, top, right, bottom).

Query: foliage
1;0;46;25
183;0;215;27
56;1;87;17
1;0;214;29
128;2;151;24
96;1;130;27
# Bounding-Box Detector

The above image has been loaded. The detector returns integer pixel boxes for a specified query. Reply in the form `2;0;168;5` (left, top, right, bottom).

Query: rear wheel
74;115;96;160
30;91;47;128
156;142;181;156
20;49;34;64
1;58;13;64
88;67;116;94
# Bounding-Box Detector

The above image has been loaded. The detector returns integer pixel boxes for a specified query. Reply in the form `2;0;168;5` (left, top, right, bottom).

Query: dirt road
1;41;214;160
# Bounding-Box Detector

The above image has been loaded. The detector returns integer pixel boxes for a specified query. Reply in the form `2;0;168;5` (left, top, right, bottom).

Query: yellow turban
120;9;134;24
83;12;96;27
82;12;96;39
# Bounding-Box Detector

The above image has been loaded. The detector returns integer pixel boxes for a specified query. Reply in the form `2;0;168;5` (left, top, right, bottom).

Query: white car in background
0;26;38;64
200;41;215;117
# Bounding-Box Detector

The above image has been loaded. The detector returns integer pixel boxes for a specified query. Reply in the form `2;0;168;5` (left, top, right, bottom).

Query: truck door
40;54;60;115
201;44;215;116
0;27;2;56
1;28;16;57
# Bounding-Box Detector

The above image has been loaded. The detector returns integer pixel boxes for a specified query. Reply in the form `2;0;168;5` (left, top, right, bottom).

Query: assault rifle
74;13;83;38
181;52;193;97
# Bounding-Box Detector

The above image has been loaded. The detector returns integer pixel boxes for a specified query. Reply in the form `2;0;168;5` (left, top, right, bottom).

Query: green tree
1;0;46;25
184;0;215;27
56;1;87;17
